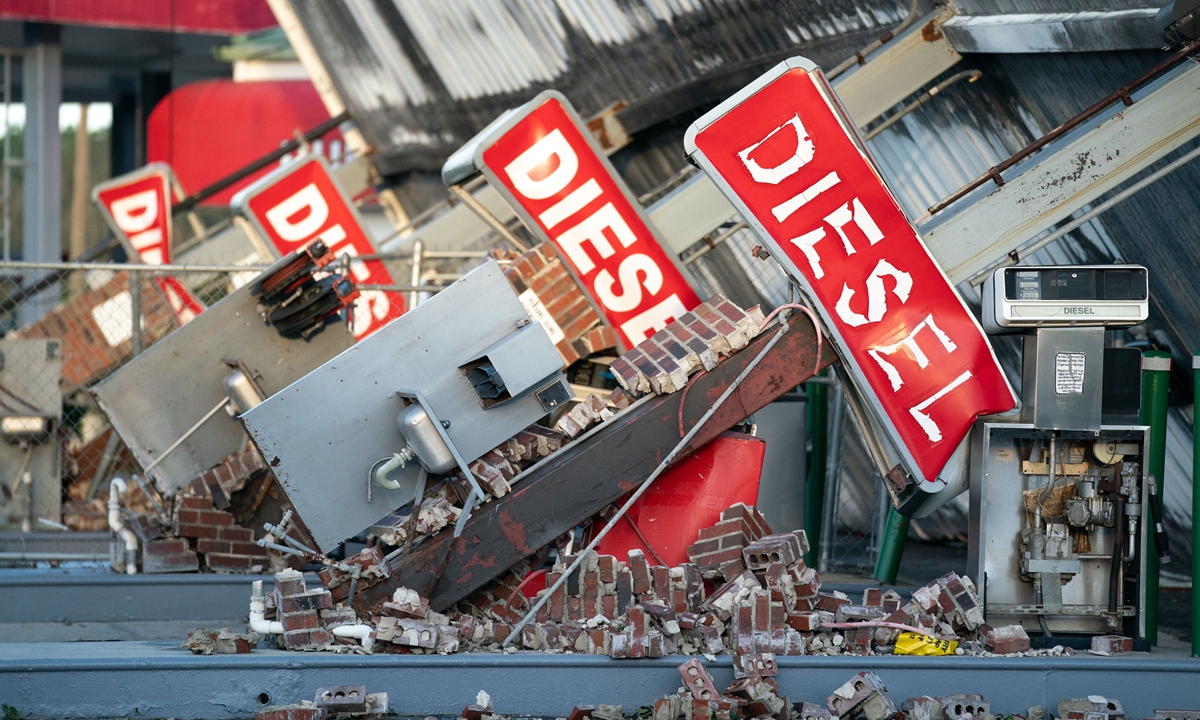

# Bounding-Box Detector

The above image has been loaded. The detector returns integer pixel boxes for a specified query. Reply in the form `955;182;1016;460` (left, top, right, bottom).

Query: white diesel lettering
592;253;664;313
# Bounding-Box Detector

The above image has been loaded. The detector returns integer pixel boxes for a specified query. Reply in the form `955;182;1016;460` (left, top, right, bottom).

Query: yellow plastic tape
893;632;958;656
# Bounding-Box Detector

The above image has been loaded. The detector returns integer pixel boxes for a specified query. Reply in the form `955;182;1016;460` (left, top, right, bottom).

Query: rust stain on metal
499;507;532;555
921;20;943;42
458;551;497;584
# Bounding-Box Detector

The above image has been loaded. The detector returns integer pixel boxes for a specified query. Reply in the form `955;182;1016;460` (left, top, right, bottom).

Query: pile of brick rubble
190;501;1141;659
252;672;1160;720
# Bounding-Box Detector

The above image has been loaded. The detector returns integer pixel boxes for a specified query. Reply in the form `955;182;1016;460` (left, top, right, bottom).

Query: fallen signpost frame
355;312;836;615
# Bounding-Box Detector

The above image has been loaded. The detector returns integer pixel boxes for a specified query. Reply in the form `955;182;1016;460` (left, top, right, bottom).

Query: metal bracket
395;387;486;537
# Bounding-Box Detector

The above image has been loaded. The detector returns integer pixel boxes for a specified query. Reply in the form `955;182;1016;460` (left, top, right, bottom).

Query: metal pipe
360;284;449;293
505;321;793;645
1140;350;1171;646
172;110;350;215
929;40;1200;216
826;0;920;80
3;53;11;262
129;273;142;357
1194;352;1200;656
0;235;120;317
256;538;305;557
818;383;845;574
373;176;485;250
0;552;110;561
804;373;829;568
1038;436;1058;530
141;397;230;475
864;71;982;141
0;260;273;273
15;443;32;533
967;142;1200;287
873;506;910;584
448;184;529;252
408;239;423;312
261;523;316;555
683;221;747;265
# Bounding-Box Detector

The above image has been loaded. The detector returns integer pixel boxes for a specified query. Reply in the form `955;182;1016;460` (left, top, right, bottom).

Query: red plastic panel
595;431;764;567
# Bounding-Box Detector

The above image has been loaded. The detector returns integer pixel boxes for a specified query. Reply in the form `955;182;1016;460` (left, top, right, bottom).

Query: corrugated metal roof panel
291;0;913;175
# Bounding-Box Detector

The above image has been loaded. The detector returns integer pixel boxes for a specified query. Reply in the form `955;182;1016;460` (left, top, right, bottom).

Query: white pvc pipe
108;478;138;574
248;580;375;650
331;624;375;651
250;580;285;635
374;452;407;491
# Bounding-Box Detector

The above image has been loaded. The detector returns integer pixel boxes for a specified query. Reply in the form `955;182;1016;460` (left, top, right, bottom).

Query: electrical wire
623;514;668;567
759;303;824;376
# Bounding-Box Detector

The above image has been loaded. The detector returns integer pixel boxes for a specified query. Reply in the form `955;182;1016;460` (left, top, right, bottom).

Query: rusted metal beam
355;316;836;615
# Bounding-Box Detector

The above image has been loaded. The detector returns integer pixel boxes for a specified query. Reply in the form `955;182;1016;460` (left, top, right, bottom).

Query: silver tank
396;403;456;474
222;368;264;416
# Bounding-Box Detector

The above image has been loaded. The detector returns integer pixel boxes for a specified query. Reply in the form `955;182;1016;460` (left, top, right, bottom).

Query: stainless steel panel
1022;328;1104;431
92;285;354;493
470;322;561;401
241;261;566;552
752;394;807;533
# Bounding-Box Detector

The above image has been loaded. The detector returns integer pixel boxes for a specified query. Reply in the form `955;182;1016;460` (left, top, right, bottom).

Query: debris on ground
224;501;1101;659
257;676;1180;720
182;627;261;655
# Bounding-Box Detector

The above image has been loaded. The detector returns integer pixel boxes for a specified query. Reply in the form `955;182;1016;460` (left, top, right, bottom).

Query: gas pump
969;264;1166;646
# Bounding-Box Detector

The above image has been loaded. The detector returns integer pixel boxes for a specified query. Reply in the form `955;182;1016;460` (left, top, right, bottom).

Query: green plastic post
874;506;910;584
1193;353;1200;657
804;375;828;568
1140;350;1170;646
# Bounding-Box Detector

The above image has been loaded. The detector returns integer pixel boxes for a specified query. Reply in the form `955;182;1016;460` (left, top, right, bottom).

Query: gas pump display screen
1005;267;1147;302
984;264;1150;331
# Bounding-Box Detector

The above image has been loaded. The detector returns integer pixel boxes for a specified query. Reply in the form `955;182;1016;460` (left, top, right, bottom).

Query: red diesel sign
234;155;405;339
92;163;205;324
685;59;1015;484
468;91;701;348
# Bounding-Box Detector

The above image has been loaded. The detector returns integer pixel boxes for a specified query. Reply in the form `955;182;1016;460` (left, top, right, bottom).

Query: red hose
503;568;549;613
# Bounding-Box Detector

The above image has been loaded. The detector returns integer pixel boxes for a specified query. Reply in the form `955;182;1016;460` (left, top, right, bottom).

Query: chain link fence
0;242;506;535
0;259;254;532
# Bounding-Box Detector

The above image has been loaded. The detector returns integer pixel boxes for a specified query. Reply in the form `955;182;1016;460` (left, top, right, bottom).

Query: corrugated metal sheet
290;0;916;177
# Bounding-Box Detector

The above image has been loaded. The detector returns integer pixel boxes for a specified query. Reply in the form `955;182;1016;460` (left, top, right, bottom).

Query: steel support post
129;274;143;357
20;28;62;324
818;384;845;574
1193;353;1200;657
1140;350;1170;645
873;506;911;584
804;375;828;568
